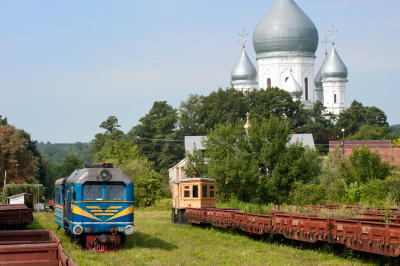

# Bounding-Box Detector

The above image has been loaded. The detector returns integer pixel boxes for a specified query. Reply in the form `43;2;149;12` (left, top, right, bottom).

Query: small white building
168;136;206;185
7;193;27;205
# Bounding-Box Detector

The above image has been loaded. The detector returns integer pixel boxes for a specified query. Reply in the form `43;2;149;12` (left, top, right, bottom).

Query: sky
1;0;399;143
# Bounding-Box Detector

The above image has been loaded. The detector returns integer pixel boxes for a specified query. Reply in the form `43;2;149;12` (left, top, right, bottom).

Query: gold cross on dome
328;25;338;45
238;28;248;49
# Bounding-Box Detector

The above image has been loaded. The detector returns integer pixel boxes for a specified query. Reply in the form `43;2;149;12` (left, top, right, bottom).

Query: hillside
36;141;91;164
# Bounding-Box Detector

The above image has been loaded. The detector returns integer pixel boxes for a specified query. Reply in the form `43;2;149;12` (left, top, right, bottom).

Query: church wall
322;81;346;114
257;56;315;108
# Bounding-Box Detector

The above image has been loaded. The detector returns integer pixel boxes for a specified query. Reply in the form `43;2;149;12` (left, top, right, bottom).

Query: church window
285;77;289;82
334;94;337;104
267;78;271;88
304;78;309;100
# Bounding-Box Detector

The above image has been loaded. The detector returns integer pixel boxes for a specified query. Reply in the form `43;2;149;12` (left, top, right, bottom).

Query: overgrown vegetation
29;211;378;266
0;184;43;204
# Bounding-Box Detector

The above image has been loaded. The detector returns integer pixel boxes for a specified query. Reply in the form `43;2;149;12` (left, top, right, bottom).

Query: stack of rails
184;207;400;257
0;204;33;230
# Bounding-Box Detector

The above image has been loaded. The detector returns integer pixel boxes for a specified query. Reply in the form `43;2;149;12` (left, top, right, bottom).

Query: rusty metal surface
182;205;400;258
0;229;76;266
0;204;33;229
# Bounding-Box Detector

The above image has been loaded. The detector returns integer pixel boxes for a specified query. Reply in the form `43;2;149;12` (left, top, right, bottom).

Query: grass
27;210;386;266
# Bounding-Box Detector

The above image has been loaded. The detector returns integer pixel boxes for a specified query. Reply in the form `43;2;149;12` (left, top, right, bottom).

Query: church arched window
334;94;337;104
304;78;309;100
267;78;271;88
285;77;289;82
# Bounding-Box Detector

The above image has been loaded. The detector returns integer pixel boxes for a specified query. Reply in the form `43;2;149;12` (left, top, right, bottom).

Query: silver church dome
253;0;319;58
321;47;348;81
314;58;326;90
283;73;303;97
231;49;258;85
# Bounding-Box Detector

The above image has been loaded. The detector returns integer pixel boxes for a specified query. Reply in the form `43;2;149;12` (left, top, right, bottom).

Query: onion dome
253;0;319;58
321;46;348;81
231;49;258;85
283;72;303;99
314;58;326;91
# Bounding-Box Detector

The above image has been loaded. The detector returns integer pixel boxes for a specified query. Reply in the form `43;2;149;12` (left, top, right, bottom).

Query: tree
198;88;248;132
0;125;39;187
336;100;389;139
246;87;304;127
89;116;125;162
198;116;320;204
347;124;389;140
0;115;7;126
100;116;121;134
178;93;206;136
339;145;392;185
128;101;184;175
295;101;337;147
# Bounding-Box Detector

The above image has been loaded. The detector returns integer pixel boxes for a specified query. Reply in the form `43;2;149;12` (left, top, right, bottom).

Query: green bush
360;177;400;206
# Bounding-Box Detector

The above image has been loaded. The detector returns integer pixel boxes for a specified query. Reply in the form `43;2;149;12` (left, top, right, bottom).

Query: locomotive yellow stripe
72;204;101;221
87;206;101;209
94;213;114;216
55;204;63;210
72;201;134;203
105;205;134;222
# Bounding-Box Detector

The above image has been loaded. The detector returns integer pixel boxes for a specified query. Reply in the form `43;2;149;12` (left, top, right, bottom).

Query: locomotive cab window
106;184;125;201
83;184;103;200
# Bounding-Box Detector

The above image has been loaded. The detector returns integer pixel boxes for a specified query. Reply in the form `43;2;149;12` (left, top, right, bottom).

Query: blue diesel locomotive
55;163;134;251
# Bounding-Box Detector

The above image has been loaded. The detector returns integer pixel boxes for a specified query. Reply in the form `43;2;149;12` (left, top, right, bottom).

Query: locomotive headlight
98;169;111;181
125;225;134;235
73;225;83;235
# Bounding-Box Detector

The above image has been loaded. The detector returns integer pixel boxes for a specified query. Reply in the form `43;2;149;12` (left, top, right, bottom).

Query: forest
1;87;400;207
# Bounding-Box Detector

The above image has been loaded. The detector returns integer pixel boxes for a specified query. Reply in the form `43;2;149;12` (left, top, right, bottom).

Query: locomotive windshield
83;184;103;200
106;184;125;201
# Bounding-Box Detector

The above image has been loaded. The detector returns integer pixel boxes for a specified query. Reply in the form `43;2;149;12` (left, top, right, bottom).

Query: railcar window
106;184;125;201
83;184;103;200
184;187;190;197
193;185;198;198
209;185;215;198
202;185;207;197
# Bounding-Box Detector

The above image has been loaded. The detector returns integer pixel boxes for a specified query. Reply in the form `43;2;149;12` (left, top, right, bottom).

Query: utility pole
16;163;19;184
341;129;345;157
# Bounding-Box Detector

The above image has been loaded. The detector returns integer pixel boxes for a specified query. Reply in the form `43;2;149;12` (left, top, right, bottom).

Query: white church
230;0;348;115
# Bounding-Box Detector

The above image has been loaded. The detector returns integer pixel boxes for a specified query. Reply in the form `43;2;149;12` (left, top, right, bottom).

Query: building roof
171;178;216;184
314;58;326;90
289;134;315;149
321;46;348;82
231;49;258;85
283;73;303;96
185;136;206;155
253;0;318;58
329;140;392;150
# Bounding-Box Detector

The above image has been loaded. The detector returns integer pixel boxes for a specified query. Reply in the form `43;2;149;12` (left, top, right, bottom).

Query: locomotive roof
55;177;68;186
171;178;216;184
65;167;133;185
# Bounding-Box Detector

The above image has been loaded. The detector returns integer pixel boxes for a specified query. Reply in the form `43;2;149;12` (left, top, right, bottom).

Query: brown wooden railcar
171;178;216;225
